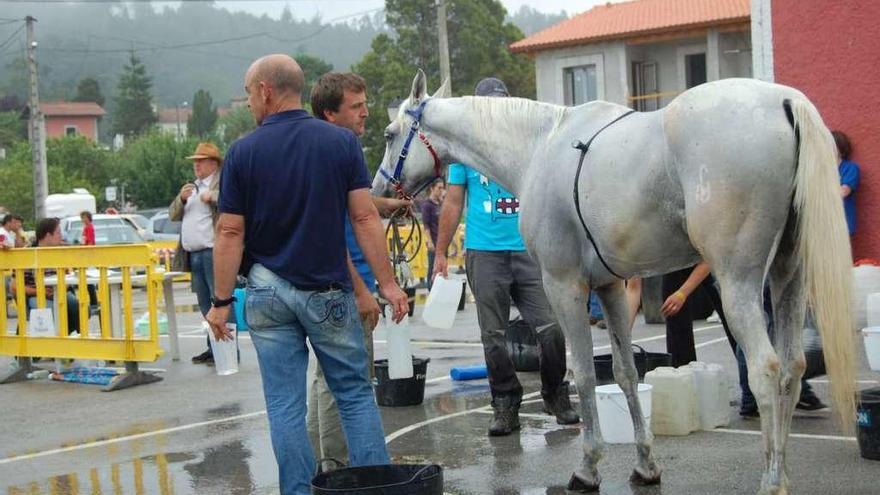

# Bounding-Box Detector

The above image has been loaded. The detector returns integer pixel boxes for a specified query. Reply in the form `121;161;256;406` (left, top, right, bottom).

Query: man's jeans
246;264;388;495
189;248;214;350
306;313;375;471
465;250;568;401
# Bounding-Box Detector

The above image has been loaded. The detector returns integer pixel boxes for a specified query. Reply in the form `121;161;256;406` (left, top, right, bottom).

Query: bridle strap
378;100;442;200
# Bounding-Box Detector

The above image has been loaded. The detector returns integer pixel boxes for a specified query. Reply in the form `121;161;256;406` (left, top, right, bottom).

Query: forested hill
0;3;566;108
0;2;386;107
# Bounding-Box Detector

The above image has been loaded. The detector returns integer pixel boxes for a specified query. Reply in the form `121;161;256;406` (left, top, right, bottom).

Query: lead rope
571;110;636;280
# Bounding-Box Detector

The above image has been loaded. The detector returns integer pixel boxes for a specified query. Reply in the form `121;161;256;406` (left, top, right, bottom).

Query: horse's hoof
630;465;662;486
567;471;600;493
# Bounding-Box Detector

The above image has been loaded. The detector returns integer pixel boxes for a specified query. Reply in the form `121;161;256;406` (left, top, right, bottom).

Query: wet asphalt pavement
2;285;879;494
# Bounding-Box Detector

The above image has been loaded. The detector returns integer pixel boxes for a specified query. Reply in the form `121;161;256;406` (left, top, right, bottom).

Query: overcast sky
206;1;622;22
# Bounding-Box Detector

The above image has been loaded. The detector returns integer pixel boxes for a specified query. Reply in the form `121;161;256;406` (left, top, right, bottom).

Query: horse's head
372;69;451;198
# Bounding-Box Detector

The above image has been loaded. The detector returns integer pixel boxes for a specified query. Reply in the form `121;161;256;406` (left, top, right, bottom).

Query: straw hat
186;142;223;164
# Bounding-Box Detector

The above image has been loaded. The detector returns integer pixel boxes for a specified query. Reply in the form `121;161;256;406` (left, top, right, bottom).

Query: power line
0;23;24;53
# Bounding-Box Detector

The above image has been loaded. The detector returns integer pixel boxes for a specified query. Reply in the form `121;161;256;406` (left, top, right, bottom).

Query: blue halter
378;100;440;198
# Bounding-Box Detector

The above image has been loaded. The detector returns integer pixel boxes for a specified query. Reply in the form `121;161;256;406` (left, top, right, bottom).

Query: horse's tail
789;97;856;431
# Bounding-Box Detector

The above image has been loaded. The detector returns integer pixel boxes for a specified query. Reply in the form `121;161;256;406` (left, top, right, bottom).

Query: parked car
120;214;150;238
144;210;181;241
60;214;145;245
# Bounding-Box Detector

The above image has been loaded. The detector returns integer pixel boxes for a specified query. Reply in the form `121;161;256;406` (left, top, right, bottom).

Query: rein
571;110;636;280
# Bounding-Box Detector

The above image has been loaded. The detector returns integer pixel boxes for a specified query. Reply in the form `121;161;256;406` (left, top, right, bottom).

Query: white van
45;189;96;219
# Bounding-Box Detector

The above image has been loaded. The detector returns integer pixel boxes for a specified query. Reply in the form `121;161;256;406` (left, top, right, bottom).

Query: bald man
205;54;409;495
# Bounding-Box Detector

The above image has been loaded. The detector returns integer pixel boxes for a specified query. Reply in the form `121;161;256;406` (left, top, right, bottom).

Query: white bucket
863;327;880;371
595;383;652;444
208;322;239;376
422;276;464;329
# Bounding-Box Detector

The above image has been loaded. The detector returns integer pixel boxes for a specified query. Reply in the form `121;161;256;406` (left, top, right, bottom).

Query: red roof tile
40;101;105;117
510;0;750;53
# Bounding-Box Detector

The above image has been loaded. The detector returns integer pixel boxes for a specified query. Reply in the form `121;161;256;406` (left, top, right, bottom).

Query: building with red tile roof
509;0;751;110
39;101;105;141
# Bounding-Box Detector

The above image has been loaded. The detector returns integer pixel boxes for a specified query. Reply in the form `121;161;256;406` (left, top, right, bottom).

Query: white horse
373;71;856;494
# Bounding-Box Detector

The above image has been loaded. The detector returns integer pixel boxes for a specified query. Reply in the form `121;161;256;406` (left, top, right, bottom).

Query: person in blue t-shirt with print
431;77;579;437
832;130;860;237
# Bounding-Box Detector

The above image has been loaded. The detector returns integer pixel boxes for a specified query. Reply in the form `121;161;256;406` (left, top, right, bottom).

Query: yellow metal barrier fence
385;223;466;282
0;244;164;390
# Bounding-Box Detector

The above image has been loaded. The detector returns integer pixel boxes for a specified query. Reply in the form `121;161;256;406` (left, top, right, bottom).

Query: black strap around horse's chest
571;110;636;280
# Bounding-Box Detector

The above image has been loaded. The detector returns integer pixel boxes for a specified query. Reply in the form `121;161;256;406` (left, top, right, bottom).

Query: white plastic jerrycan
644;366;699;436
385;306;413;379
682;361;731;430
422;276;464;329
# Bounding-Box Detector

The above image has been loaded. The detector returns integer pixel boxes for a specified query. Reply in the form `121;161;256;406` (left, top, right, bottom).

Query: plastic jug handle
408;464;438;482
631;343;647;357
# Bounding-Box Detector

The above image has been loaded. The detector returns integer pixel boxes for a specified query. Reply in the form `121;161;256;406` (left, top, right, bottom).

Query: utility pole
436;0;451;92
26;16;48;219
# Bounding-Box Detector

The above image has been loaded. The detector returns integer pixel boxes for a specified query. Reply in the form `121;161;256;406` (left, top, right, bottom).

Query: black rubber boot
543;382;581;425
488;396;521;436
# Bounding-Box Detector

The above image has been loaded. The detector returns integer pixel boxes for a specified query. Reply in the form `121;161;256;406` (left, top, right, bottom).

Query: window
685;53;707;89
65;125;78;137
563;65;598;106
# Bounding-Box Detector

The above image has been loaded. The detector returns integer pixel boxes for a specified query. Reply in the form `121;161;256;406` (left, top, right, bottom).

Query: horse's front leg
596;282;662;485
542;272;603;492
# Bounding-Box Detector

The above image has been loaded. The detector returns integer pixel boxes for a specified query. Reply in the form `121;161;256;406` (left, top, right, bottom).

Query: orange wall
773;0;880;260
44;115;99;141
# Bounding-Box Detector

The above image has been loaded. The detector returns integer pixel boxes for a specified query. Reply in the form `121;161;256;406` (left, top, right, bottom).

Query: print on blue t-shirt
447;163;525;251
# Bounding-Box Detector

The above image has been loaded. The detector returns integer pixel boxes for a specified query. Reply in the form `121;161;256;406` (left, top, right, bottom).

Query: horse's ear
432;78;451;98
410;69;428;102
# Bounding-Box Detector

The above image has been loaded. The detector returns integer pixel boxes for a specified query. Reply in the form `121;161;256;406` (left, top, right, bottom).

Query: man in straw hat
170;141;223;364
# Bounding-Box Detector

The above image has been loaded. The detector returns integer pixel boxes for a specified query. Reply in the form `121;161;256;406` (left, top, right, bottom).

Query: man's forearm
212;226;244;300
351;213;395;287
435;200;462;256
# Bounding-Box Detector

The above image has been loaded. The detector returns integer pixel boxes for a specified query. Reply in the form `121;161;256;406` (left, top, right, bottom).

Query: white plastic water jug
422;276;464;329
863;327;880;372
867;293;880;328
853;266;880;329
594;383;653;444
385;306;413;379
683;361;731;430
644;366;699;436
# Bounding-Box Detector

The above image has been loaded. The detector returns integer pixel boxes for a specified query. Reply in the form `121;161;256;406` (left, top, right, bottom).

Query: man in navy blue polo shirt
205;54;409;495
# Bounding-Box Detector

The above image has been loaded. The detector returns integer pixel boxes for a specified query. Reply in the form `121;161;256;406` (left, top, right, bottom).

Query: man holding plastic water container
306;71;410;472
205;54;409;495
431;78;580;436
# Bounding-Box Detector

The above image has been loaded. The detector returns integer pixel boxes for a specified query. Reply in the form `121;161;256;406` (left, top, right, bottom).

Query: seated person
13;218;81;335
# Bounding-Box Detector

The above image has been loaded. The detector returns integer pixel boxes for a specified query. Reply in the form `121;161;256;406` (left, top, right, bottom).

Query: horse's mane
463;96;565;142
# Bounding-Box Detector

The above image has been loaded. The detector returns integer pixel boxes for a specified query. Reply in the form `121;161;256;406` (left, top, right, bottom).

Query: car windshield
153;216;181;235
127;215;150;230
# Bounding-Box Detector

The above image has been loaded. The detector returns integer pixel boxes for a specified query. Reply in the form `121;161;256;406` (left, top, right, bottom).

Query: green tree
114;132;200;208
187;89;218;138
295;52;334;106
0;137;113;222
72;77;105;107
112;52;157;137
353;0;535;171
0;111;26;149
218;106;256;148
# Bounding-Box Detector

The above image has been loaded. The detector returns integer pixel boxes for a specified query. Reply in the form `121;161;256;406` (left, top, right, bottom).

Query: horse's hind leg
764;214;807;494
542;272;603;492
595;282;661;485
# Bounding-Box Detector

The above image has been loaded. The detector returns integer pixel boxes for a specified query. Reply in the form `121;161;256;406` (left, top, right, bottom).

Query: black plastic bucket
311;464;443;494
857;386;880;460
593;344;672;384
506;317;539;372
373;357;430;407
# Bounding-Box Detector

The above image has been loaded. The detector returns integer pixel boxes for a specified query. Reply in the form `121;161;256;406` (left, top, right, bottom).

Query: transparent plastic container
682;361;731;430
644;366;699;436
385;307;413;379
422;276;464;329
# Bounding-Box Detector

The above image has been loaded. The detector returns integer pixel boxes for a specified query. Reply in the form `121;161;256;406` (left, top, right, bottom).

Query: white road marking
0;410;268;465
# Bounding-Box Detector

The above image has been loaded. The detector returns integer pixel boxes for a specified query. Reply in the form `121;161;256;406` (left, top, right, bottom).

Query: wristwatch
211;295;236;308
